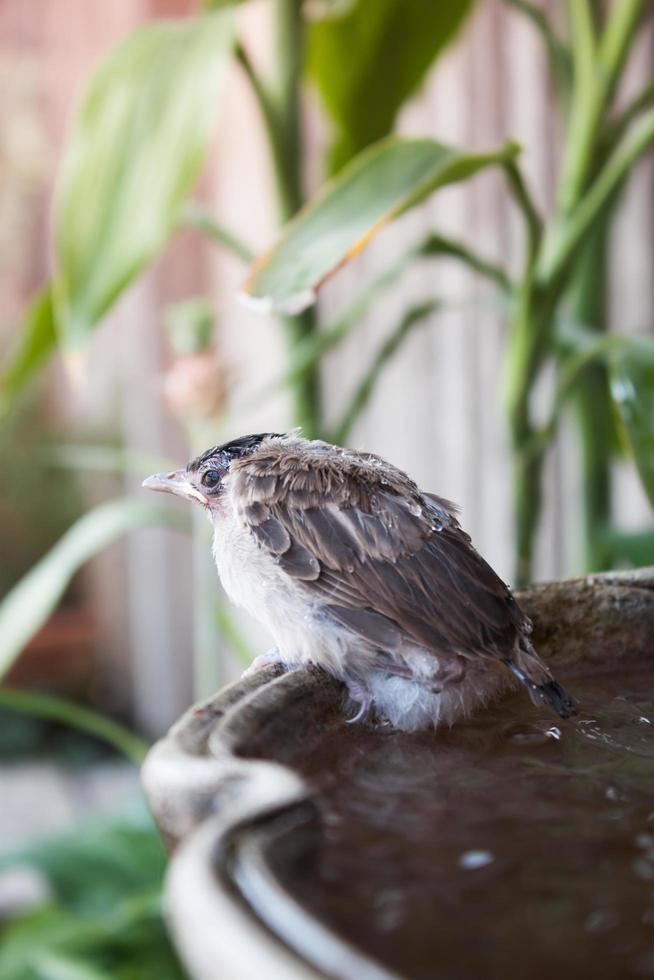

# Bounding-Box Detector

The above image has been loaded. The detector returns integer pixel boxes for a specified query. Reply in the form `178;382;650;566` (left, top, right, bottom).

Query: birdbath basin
143;569;654;980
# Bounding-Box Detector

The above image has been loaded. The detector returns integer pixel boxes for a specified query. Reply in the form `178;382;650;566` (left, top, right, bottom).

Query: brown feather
228;437;533;675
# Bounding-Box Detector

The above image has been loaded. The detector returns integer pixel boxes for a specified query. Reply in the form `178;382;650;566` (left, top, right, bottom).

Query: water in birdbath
266;669;654;979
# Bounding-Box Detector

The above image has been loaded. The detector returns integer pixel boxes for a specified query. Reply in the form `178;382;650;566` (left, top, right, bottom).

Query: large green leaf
242;136;519;313
53;12;235;347
0;287;57;416
308;0;476;173
610;338;654;507
0;499;189;681
0;810;184;980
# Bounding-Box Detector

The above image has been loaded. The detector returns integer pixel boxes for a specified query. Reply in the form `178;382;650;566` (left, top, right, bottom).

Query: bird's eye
201;469;221;489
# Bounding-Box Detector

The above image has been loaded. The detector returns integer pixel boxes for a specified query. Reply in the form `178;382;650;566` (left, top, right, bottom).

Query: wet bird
143;432;576;731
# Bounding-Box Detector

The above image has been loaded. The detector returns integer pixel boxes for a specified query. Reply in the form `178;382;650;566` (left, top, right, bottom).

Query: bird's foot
242;648;285;677
344;678;373;724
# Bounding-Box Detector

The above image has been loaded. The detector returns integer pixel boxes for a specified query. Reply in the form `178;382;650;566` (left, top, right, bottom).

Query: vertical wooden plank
500;0;571;582
609;19;654;536
463;0;513;579
204;1;294;675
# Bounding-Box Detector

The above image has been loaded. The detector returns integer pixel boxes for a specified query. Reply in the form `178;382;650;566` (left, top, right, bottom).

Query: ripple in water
269;671;654;980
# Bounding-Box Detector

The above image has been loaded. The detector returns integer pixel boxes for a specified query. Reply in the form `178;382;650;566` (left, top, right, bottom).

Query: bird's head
142;433;282;510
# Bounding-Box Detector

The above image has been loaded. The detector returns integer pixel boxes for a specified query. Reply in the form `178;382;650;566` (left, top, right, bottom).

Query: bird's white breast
211;500;360;674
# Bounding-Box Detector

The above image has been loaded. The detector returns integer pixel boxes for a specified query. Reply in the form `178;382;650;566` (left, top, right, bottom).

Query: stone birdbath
143;568;654;980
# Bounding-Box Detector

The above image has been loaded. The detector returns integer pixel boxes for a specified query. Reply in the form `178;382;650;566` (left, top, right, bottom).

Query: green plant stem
234;42;290;214
257;233;508;401
512;446;545;588
185;419;224;700
192;506;221;698
0;687;148;765
503;159;543;263
270;1;304;219
604;77;654;149
559;0;597;213
234;31;321;437
603;525;654;566
599;0;646;102
567;222;613;571
529;332;626;456
419;234;512;292
502;158;547;585
505;285;552;585
214;604;254;666
502;0;571;89
272;0;321;437
559;0;644;213
503;0;648;584
542;109;654;284
237;12;321;436
330;301;440;445
180;202;254;262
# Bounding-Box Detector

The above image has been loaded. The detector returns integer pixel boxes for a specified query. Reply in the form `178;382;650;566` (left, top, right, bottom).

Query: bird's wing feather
229;451;528;663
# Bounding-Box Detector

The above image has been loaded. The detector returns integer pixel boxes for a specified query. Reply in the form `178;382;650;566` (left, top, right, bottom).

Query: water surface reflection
276;672;654;979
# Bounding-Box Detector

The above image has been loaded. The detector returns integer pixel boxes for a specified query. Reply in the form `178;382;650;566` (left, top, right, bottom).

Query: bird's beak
142;469;208;505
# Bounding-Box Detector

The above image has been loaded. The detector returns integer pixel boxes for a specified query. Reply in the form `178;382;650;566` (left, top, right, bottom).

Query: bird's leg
242;647;285;677
343;676;373;724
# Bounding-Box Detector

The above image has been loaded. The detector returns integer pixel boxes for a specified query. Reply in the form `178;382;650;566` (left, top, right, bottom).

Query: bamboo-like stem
502;0;571;89
502;158;548;585
235;17;321;437
505;2;650;585
0;686;148;764
599;0;646;102
542;109;654;284
603;77;654;149
272;0;321;436
559;0;644;213
263;233;509;400
180;202;255;262
565;223;613;571
330;301;440;445
503;159;543;263
270;0;304;219
530;332;626;456
504;285;551;585
558;0;598;213
419;234;512;292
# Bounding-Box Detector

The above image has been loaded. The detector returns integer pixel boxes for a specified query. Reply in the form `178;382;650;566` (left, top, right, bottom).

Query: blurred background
1;1;653;976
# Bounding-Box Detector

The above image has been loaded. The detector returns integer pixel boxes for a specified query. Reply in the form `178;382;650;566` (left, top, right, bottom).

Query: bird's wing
229;452;529;667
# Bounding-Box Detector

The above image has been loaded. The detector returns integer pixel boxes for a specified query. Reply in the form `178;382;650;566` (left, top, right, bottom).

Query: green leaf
610;338;654;507
0;500;190;681
2;809;166;911
0;810;184;980
603;525;654;567
34;952;118;980
53;12;235;347
0;688;148;765
308;0;476;173
0;288;57;416
242;135;519;314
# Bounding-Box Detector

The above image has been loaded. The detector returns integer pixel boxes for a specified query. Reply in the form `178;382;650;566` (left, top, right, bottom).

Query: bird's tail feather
501;643;577;719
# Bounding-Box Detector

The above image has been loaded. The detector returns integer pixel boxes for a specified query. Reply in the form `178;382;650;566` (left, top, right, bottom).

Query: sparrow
143;432;576;731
